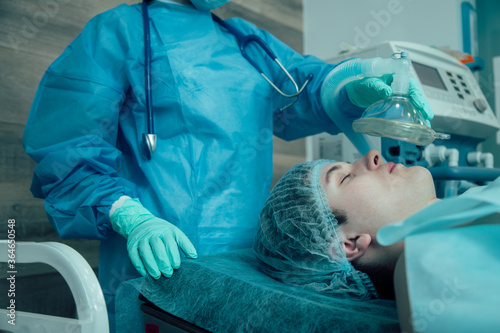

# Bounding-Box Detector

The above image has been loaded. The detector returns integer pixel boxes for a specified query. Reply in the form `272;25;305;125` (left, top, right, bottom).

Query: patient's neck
352;250;401;299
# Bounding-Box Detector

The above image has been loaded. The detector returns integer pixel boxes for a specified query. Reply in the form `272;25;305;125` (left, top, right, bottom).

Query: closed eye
341;173;351;184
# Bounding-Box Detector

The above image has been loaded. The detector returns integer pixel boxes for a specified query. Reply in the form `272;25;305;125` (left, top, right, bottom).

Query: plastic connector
467;151;494;168
389;52;411;95
424;144;459;167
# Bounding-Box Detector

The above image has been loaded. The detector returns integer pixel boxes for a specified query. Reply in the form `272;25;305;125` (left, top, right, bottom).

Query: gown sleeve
22;5;139;240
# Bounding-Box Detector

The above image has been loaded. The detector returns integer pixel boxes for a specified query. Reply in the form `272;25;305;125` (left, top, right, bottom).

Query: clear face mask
353;95;450;146
352;52;450;146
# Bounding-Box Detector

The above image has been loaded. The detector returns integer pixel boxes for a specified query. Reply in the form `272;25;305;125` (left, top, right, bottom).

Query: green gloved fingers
408;77;434;122
110;198;198;279
345;75;393;108
346;75;434;127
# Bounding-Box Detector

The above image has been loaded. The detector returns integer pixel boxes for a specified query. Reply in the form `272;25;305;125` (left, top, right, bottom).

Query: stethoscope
141;0;313;159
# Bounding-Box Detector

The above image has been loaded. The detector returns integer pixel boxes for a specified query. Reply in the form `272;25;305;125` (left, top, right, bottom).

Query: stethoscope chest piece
142;133;157;160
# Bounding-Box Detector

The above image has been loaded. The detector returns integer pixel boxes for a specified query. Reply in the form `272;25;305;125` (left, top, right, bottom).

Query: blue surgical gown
22;1;353;324
378;178;500;332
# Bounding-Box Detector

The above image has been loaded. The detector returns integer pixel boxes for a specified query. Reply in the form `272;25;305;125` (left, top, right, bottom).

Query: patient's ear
343;234;372;262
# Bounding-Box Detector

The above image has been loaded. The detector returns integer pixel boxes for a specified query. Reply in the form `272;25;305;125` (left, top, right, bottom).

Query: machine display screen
413;62;447;90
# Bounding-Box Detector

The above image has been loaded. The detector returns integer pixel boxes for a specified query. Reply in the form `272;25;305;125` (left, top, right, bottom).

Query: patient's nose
365;149;382;171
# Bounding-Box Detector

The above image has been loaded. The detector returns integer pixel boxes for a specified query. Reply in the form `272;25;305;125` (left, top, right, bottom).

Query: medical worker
22;0;432;329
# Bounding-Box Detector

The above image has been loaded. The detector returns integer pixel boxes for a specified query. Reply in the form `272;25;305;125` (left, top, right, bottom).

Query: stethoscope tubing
212;13;313;101
142;0;154;136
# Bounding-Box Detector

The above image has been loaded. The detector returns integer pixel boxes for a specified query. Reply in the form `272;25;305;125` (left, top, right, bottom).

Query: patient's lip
387;162;396;173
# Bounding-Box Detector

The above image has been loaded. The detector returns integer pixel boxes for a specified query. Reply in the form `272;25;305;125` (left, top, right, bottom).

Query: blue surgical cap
253;159;379;299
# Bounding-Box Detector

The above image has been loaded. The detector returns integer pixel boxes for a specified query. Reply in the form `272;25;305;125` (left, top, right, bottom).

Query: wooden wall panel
1;48;52;126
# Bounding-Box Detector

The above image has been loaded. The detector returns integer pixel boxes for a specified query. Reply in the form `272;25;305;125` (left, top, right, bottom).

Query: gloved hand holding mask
345;74;434;125
110;197;198;279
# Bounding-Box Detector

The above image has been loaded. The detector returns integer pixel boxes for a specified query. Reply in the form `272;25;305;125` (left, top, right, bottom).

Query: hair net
253;159;379;299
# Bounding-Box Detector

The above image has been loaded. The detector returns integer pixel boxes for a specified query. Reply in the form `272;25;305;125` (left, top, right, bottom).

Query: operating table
115;248;399;332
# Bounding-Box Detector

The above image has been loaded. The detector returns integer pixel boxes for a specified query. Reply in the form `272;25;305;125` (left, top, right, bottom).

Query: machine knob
473;98;488;113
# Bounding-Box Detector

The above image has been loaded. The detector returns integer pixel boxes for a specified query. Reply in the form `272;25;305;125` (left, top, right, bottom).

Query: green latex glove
346;75;434;125
110;198;198;279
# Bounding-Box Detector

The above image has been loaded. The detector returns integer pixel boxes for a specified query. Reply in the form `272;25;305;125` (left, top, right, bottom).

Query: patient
253;149;440;299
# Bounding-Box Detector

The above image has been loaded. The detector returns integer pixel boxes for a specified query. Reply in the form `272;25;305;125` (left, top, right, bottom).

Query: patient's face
319;149;437;241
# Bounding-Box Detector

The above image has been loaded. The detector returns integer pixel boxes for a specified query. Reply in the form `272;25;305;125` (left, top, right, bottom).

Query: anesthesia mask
320;52;450;155
352;52;450;146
